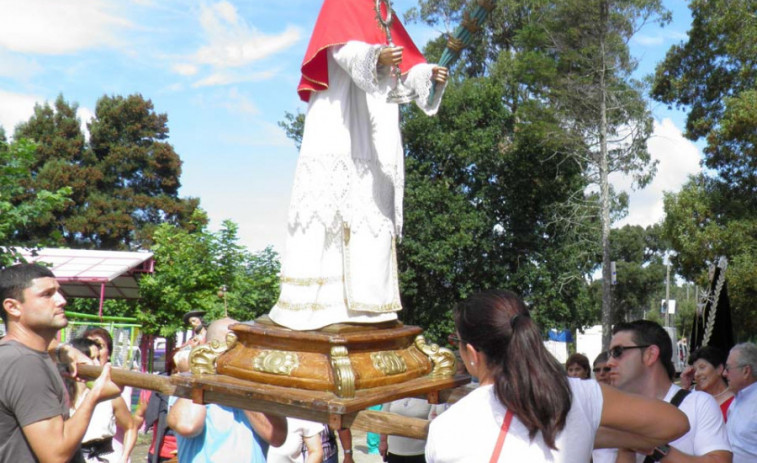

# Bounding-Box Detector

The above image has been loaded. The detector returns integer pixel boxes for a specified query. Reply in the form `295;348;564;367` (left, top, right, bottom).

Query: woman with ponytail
425;290;691;462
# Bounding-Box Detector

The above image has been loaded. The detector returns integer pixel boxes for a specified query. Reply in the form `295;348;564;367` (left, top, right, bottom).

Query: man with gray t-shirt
0;264;120;462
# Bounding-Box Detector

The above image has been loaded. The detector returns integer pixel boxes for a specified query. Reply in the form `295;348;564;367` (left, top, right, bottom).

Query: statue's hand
379;46;403;66
432;66;448;84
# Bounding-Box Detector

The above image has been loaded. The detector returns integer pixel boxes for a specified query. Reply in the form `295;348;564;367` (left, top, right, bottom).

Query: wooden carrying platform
78;318;470;438
204;317;456;398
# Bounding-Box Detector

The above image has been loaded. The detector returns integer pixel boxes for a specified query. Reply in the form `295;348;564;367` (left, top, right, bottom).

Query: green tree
518;0;665;348
226;246;281;321
400;73;598;339
652;0;756;341
13;94;201;250
651;0;756;196
135;211;220;338
409;0;665;348
214;220;281;321
662;176;757;340
131;213;280;339
0;137;70;266
587;225;666;324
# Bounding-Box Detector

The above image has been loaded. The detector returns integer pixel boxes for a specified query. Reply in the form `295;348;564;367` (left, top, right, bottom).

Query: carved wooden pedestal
77;318;468;438
197;316;455;398
178;316;467;433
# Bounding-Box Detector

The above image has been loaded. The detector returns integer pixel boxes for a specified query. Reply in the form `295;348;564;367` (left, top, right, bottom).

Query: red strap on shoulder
489;409;514;463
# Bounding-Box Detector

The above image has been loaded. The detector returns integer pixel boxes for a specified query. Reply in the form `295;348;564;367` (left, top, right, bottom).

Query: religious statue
269;0;448;330
181;309;207;347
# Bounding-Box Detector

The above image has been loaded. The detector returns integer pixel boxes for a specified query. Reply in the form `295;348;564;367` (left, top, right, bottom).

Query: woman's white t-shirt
426;378;603;462
267;417;324;463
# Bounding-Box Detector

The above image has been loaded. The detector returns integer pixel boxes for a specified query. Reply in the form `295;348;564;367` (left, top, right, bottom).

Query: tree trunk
599;0;613;350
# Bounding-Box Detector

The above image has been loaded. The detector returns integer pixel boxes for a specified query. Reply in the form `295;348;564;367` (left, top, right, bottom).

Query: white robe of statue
269;41;446;331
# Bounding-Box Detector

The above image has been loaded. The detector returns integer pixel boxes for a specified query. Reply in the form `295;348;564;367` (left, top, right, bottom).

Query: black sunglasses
608;345;651;359
593;366;611;374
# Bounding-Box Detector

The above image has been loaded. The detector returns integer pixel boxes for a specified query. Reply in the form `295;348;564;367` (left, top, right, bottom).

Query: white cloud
0;50;42;80
0;0;131;55
633;29;689;48
77;106;95;141
193;18;301;68
166;1;301;86
612;118;702;228
221;88;259;115
634;34;665;46
191;69;278;88
0;90;40;135
173;63;199;76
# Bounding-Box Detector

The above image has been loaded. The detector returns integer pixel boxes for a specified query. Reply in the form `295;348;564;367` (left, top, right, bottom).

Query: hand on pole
432;66;448;84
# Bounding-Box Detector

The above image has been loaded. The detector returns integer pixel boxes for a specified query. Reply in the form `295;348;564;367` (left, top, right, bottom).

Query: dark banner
688;257;735;361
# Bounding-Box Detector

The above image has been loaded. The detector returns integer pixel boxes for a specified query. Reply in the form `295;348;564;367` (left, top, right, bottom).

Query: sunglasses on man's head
593;366;611;374
608;344;651;359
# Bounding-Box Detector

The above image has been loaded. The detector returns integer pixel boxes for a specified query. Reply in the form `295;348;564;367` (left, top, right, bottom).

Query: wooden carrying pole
77;364;433;440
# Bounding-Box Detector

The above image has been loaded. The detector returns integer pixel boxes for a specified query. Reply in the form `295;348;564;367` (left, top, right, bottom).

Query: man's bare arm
304;432;324;463
23;364;120;463
167;398;206;437
112;397;137;463
640;449;731;463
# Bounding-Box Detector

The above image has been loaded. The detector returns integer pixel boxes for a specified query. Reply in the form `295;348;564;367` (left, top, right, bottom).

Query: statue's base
177;316;468;429
209;316;456;398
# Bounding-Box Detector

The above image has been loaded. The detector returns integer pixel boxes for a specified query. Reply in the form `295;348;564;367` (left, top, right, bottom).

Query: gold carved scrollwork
190;332;238;375
330;346;356;398
371;351;407;376
253;350;299;376
414;335;456;378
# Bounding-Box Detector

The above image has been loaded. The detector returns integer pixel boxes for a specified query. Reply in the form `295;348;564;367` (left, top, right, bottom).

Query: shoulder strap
642;388;690;463
489;410;514;463
670;388;691;407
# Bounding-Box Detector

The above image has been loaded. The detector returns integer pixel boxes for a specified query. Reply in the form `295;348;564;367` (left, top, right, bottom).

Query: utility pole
665;263;671;327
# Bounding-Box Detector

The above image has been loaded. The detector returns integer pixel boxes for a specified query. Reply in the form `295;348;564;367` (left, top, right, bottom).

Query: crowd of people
3;263;757;463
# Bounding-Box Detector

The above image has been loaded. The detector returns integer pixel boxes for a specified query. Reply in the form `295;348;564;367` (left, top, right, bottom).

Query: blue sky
0;0;702;253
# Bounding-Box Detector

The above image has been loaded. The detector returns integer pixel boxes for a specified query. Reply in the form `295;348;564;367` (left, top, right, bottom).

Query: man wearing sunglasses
605;320;731;463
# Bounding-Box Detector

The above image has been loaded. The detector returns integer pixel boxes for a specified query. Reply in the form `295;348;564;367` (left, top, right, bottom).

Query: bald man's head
206;317;237;343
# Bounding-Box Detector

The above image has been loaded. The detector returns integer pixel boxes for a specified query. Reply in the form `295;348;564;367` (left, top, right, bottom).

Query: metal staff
376;0;419;104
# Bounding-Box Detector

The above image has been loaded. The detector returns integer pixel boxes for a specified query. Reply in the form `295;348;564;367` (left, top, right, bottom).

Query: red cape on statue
298;0;427;102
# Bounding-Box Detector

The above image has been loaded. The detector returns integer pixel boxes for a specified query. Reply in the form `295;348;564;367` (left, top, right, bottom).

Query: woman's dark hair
82;327;113;360
690;346;727;369
455;290;572;449
566;353;591;379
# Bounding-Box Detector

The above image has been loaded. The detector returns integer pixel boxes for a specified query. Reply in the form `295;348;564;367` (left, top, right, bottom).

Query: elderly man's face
724;350;752;394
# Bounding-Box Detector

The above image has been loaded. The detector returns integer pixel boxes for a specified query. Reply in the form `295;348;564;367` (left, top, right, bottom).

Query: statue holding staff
269;0;448;330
